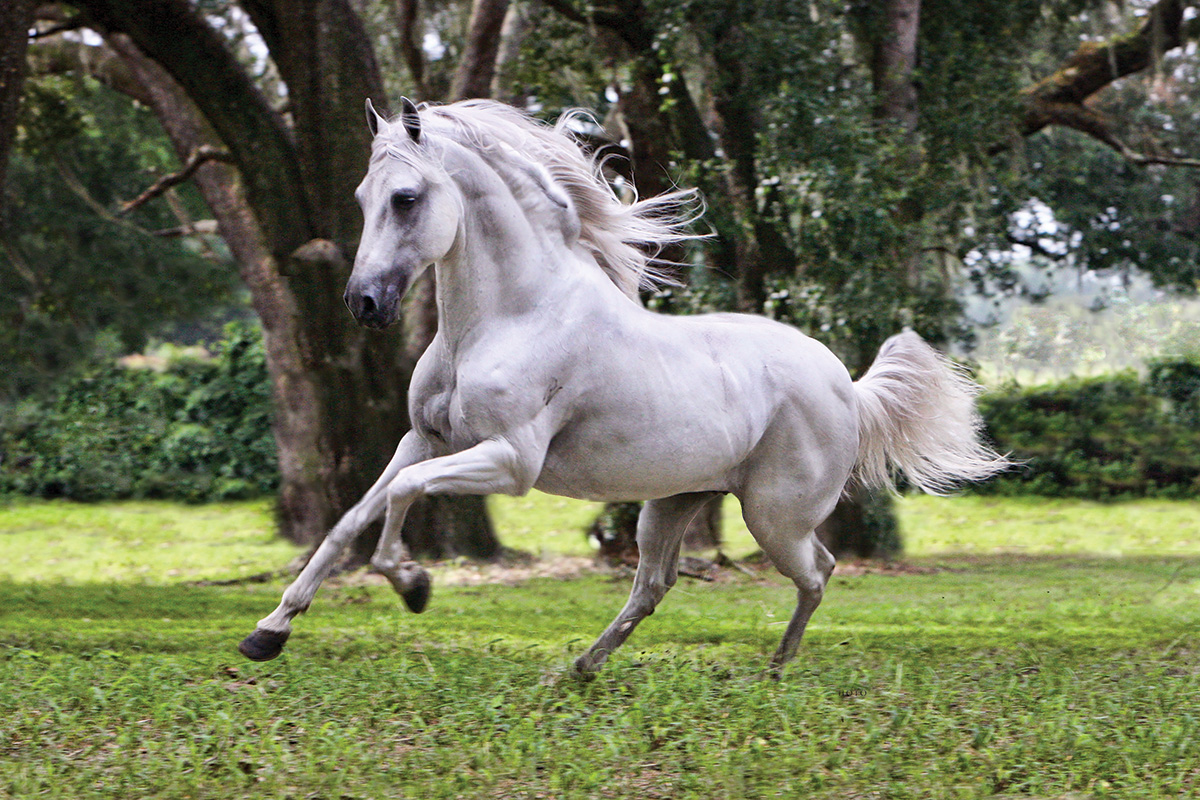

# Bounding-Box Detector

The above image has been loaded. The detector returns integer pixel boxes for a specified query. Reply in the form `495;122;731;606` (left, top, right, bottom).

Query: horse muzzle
344;273;408;328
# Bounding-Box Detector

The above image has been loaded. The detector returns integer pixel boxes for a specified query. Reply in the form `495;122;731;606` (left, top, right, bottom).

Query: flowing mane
380;100;701;298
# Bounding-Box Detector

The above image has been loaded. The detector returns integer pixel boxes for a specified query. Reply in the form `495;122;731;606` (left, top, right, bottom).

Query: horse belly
533;411;748;501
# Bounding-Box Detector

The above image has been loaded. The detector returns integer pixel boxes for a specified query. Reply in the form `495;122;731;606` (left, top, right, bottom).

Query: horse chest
412;388;455;448
411;368;532;452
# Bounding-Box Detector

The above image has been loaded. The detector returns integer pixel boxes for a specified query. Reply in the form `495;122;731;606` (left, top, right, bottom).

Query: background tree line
1;0;1198;560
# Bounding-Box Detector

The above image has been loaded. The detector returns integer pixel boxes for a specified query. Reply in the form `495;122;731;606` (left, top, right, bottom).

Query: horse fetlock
381;561;432;613
573;650;606;680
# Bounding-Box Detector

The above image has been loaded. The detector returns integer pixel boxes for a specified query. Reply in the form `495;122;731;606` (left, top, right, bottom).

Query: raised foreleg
574;492;721;678
366;437;539;612
238;431;432;661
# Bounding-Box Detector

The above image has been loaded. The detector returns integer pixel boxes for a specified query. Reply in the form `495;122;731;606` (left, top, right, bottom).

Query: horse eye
391;192;418;212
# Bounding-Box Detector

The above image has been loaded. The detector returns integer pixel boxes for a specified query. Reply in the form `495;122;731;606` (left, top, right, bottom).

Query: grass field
2;494;1199;799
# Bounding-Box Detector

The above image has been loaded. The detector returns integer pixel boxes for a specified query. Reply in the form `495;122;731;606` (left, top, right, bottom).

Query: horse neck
433;191;567;346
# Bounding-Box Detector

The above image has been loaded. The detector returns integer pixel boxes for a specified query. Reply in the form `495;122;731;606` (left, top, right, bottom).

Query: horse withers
238;98;1008;677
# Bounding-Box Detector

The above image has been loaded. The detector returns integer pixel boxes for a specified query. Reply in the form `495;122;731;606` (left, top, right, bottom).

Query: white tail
853;331;1009;495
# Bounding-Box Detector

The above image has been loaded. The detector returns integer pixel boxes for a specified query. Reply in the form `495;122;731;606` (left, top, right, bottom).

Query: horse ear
400;97;421;143
365;98;388;138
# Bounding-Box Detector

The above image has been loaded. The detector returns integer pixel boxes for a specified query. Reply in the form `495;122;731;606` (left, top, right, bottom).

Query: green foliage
2;74;238;400
979;362;1200;499
0;324;277;503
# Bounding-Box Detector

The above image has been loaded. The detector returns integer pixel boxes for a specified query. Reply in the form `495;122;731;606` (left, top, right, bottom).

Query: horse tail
851;331;1009;495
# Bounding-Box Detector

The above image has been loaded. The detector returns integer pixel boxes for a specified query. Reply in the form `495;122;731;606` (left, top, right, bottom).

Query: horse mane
404;100;703;299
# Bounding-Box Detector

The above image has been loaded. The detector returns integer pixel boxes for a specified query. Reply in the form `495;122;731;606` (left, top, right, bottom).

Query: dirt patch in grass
316;551;944;593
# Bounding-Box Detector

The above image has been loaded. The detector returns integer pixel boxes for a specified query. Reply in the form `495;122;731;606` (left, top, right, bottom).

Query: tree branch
74;0;313;252
1035;97;1200;169
26;35;153;105
51;152;150;234
1012;0;1200;170
118;144;235;215
1020;0;1185;137
30;15;87;38
1005;232;1069;261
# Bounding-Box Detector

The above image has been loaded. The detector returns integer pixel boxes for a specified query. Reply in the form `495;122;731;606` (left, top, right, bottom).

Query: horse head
346;98;460;329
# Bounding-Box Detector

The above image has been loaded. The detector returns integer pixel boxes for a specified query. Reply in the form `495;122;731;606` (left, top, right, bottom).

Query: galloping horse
238;98;1006;677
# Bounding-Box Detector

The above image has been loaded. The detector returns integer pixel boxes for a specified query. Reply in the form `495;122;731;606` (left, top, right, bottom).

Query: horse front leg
238;431;431;661
367;494;430;614
365;437;540;629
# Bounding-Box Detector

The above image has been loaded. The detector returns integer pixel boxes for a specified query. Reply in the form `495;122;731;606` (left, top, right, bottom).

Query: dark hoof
401;570;432;613
572;656;599;682
238;629;289;662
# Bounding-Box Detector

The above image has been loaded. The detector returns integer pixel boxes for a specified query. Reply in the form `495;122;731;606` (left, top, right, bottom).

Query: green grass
0;499;298;584
2;495;1199;798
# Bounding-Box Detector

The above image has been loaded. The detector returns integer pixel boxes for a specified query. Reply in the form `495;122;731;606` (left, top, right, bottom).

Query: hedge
0;323;277;502
977;359;1200;500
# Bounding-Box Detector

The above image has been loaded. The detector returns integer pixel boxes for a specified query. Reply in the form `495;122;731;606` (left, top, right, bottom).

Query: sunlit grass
898;494;1200;556
0;499;298;584
4;493;1199;588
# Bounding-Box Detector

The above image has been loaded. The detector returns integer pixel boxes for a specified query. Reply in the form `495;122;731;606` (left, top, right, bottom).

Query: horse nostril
344;286;380;320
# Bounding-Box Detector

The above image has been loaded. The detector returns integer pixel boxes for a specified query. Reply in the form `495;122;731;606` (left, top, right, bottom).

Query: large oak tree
4;0;505;558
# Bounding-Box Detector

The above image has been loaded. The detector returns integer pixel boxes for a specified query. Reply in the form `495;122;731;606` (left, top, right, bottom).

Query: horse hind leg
574;492;721;678
766;531;835;679
740;495;837;679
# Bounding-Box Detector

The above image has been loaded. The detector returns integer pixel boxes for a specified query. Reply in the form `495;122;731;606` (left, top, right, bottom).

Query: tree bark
815;485;900;559
815;0;923;560
871;0;920;129
451;0;511;100
391;0;429;99
104;35;337;545
0;0;36;219
78;0;313;253
709;22;796;311
1017;0;1190;163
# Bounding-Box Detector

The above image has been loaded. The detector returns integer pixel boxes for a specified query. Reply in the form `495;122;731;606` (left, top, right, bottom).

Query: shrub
978;361;1200;500
0;323;277;502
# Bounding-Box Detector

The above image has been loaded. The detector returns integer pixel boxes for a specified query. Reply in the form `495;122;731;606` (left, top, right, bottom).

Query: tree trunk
104;35;336;547
819;0;923;560
591;496;722;561
589;501;642;564
75;0;502;559
815;484;900;559
709;22;797;311
450;0;511;100
390;0;429;100
871;0;920;129
0;0;36;219
681;495;722;551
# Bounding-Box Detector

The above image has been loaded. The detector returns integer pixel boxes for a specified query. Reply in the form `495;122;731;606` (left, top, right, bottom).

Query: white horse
238;98;1007;677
